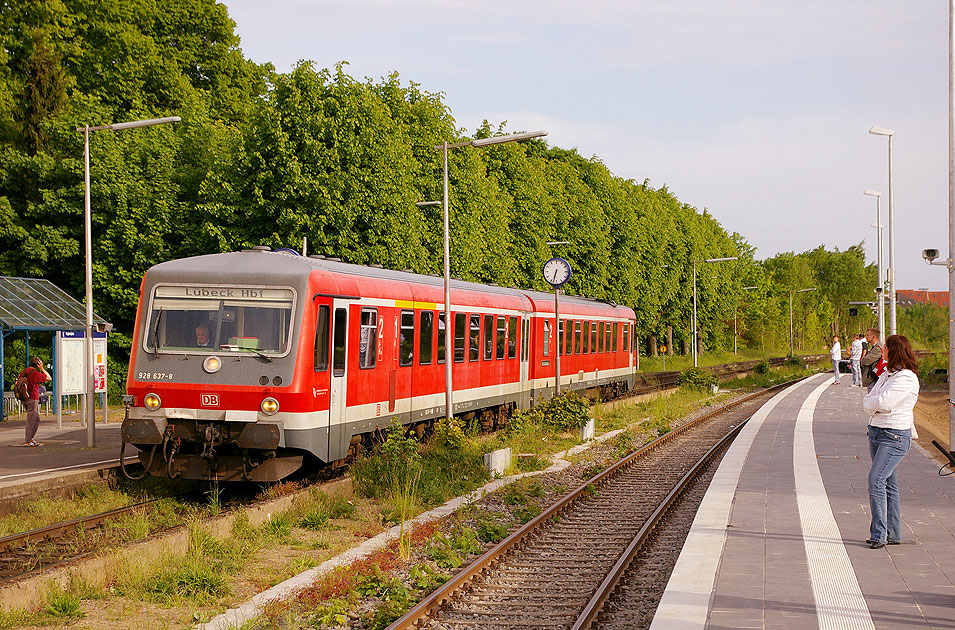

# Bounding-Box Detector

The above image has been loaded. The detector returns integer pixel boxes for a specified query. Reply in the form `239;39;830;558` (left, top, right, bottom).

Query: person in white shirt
862;334;920;549
850;334;864;386
828;335;842;385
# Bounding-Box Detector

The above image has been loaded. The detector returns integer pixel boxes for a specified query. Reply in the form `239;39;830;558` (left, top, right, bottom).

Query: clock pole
554;287;561;397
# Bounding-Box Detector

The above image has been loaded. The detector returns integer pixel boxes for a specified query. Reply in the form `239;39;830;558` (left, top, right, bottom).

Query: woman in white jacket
862;334;920;549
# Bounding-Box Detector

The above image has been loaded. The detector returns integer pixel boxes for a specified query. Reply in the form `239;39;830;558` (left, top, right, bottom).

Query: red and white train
122;248;636;481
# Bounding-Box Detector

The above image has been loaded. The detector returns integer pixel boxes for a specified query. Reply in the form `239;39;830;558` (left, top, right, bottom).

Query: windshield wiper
150;308;163;358
247;348;273;363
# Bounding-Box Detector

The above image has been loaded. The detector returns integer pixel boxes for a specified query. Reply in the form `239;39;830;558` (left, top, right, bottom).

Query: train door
519;314;531;409
329;300;349;458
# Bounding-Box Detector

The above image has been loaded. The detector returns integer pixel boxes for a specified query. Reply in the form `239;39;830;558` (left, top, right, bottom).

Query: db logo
200;394;219;407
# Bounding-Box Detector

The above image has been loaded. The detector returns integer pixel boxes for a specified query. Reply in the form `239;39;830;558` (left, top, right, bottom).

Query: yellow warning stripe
395;300;437;310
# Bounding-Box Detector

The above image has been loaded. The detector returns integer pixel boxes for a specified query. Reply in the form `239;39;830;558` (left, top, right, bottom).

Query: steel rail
570;416;747;630
385;378;798;630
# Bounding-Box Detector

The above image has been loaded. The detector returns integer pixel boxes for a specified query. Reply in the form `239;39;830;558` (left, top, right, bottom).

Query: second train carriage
122;248;637;481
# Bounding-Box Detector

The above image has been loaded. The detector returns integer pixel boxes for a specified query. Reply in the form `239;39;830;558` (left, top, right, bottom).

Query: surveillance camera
94;322;113;333
923;248;940;263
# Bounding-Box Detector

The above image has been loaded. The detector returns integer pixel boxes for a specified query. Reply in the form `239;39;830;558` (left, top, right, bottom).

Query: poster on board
56;331;107;395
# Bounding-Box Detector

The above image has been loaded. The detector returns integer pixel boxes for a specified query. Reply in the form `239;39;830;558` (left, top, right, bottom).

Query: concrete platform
0;412;138;507
652;372;955;629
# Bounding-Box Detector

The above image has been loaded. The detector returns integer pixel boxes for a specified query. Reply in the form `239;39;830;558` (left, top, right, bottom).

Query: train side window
484;314;494;360
543;320;551;357
399;310;414;367
522;318;529;361
437;313;446;364
591;321;598;353
420;312;434;365
454;313;466;363
605;322;612;351
358;308;377;369
332;308;347;377
558;320;564;356
624;322;630;353
598;322;604;353
574;320;582;355
496;316;506;359
508;316;517;359
613;322;619;352
469;314;480;361
583;321;590;354
313;305;330;371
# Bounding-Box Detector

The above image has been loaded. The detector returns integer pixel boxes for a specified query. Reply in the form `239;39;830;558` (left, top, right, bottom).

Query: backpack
14;368;31;403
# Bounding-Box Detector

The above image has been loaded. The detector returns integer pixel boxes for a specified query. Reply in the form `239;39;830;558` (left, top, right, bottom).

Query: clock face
543;257;571;287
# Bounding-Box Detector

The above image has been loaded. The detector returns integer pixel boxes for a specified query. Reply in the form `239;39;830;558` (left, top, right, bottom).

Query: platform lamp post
433;130;548;423
691;257;737;367
918;287;930;346
788;288;816;356
869;126;896;335
864;190;886;342
734;286;757;355
78;116;180;447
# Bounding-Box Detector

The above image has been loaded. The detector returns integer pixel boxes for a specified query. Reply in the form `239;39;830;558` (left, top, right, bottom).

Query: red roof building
896;289;949;308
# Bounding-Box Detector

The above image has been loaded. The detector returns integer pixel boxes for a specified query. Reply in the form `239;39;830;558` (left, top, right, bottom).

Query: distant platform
0;413;137;507
652;373;955;629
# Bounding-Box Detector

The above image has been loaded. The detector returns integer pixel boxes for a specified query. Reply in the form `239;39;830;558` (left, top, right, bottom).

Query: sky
221;0;950;291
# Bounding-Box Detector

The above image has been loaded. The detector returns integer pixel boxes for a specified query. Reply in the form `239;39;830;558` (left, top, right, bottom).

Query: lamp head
863;190;881;198
868;126;895;137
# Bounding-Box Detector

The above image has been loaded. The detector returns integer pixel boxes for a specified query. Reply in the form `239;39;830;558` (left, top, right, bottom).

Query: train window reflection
543;320;551;357
314;305;330;371
359;308;377;369
332;308;347;376
508;317;517;359
469;314;480;361
484;315;494;360
399;310;414;367
420;312;434;365
496;316;506;359
454;313;466;363
145;285;294;356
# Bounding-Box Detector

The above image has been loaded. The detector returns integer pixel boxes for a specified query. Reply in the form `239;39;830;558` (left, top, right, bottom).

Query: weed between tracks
1;373;790;629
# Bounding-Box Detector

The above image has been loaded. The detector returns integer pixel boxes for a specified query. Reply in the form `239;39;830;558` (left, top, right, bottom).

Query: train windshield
144;285;295;356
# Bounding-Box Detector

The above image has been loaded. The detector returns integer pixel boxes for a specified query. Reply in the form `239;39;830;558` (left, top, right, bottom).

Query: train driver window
314;305;330;371
543;320;551;357
496;316;506;359
613;322;619;352
399;310;414;367
420;312;434;365
437;313;446;364
332;308;347;377
484;315;494;360
508;316;517;359
453;313;466;363
469;314;480;361
359;308;377;369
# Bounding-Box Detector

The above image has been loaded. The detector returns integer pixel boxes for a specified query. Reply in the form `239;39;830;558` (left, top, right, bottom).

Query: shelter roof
0;276;107;331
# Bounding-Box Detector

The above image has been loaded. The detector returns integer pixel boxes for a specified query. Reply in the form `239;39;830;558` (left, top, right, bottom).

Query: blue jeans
831;359;841;383
867;426;911;543
851;359;862;386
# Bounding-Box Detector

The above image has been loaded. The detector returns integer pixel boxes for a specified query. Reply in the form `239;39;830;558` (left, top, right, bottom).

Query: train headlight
203;355;222;374
144;393;162;410
260;397;279;416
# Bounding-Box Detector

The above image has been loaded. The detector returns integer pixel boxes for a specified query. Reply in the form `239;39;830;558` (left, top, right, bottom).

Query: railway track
386;380;795;630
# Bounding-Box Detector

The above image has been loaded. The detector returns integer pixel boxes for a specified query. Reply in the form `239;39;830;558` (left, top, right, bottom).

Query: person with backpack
16;356;51;447
860;328;884;392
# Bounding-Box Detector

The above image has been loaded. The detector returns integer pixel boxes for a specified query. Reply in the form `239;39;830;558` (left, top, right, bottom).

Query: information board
56;331;107;395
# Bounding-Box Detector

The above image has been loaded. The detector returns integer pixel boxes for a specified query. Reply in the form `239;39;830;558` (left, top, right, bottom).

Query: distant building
896;289;948;308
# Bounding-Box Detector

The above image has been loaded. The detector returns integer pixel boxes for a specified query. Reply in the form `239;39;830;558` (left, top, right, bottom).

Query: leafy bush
503;392;590;436
786;354;802;366
678;367;718;388
754;360;771;374
408;563;450;590
475;514;509;542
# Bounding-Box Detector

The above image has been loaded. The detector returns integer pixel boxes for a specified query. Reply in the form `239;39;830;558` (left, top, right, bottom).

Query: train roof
144;249;635;318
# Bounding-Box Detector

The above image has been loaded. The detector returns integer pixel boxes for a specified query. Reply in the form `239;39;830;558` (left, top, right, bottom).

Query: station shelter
0;276;109;420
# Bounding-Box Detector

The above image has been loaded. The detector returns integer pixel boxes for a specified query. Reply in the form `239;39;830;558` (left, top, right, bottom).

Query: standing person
17;357;51;447
850;334;864;387
860;328;884;392
828;335;842;385
862;334;919;549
